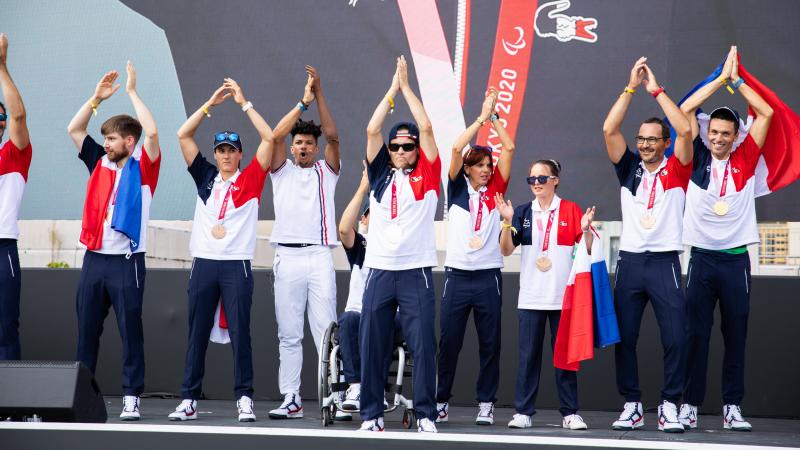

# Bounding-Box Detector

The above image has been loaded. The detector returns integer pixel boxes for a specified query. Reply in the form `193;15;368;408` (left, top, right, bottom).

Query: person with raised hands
169;78;271;423
66;61;161;421
435;88;515;426
497;159;594;431
677;46;773;432
358;55;440;433
601;58;693;433
267;65;341;420
0;32;31;363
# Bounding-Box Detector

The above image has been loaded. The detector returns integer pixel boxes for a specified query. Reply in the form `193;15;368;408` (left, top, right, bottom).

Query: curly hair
291;119;322;141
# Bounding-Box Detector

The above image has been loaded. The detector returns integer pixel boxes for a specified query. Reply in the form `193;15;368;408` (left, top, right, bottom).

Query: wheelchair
318;320;415;428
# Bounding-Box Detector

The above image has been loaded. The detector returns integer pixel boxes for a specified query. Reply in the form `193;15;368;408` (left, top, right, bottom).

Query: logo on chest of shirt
732;167;740;174
231;185;240;191
660;169;668;177
559;220;567;226
410;175;423;183
635;167;643;178
523;218;531;228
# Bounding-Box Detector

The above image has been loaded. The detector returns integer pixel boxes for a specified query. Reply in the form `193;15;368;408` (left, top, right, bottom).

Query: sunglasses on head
0;113;6;121
526;175;556;185
388;143;417;152
215;132;240;142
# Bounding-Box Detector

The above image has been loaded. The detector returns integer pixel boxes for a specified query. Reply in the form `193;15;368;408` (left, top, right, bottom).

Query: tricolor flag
553;232;619;371
668;56;800;196
209;300;230;344
110;154;143;252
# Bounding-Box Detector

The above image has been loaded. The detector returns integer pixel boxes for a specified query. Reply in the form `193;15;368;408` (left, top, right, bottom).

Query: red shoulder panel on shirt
232;156;268;206
0;140;33;181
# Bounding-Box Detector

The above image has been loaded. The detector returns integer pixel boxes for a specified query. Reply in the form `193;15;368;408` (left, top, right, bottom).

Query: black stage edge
17;269;800;418
1;399;798;450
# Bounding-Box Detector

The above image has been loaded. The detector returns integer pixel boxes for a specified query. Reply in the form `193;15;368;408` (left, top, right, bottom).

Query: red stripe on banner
459;0;471;106
475;0;539;162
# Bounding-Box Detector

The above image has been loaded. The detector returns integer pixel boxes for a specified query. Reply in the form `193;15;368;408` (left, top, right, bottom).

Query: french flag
553;232;620;371
668;55;800;196
210;300;230;344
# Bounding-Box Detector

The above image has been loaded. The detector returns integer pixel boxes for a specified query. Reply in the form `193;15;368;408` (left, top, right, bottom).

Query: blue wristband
731;78;745;90
296;101;308;112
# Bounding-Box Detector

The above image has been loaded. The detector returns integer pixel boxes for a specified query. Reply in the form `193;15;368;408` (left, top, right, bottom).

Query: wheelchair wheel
322;407;332;427
402;408;416;429
318;321;338;415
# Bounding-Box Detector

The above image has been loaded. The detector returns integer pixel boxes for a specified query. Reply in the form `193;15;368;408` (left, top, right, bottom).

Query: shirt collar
465;175;488;196
532;194;561;212
640;157;668;176
215;169;241;185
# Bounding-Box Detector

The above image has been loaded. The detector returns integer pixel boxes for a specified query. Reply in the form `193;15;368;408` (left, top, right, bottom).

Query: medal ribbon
645;171;658;211
217;183;234;223
473;194;484;232
718;161;730;198
391;178;398;220
538;209;556;253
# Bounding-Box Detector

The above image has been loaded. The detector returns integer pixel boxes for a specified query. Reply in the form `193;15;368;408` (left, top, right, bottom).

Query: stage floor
1;397;798;450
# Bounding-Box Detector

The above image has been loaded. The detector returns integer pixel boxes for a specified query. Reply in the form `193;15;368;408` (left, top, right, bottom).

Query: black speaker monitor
0;361;107;423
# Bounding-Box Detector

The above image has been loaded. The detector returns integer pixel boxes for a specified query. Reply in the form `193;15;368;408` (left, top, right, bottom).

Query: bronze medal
211;224;227;240
713;200;729;216
640;214;656;230
535;255;552;272
468;235;483;249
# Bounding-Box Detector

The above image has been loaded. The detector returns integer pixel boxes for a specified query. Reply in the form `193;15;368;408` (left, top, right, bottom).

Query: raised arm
450;88;497;180
67;70;120;150
602;57;646;163
226;78;273;172
396;55;437;162
496;193;517;256
730;50;773;147
270;73;315;170
0;33;29;149
366;64;400;163
680;46;735;139
176;84;230;166
125;61;159;161
307;65;340;173
643;64;692;165
338;166;370;249
491;105;516;182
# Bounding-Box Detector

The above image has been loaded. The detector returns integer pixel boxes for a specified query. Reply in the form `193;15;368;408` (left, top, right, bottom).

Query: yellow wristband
623;87;636;95
89;100;98;116
721;79;735;95
502;222;517;233
385;95;395;113
201;106;211;118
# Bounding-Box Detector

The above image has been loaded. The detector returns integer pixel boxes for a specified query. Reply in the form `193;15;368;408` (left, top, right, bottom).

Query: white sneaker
417;417;438;433
435;402;449;423
359;417;385;431
612;402;644;430
723;404;752;431
168;399;198;421
268;393;303;419
658;400;685;433
342;384;361;411
120;395;140;421
679;404;698;429
334;409;353;421
475;402;494;425
508;413;532;429
562;414;588;430
237;396;256;422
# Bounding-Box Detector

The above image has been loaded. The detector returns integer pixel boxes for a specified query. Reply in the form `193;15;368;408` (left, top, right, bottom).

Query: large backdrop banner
5;0;800;220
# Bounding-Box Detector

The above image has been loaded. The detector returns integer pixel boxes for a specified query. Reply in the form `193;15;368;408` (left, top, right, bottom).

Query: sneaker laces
726;405;745;422
478;402;493;417
618;402;639;420
418;417;437;432
176;399;195;412
237;396;253;414
679;404;695;418
567;413;584;424
661;401;679;421
123;396;138;412
346;385;361;401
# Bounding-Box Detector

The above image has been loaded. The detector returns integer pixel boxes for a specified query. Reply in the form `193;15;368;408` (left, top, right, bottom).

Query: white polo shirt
444;168;508;270
188;153;268;260
613;149;691;253
343;232;368;313
0;140;32;240
364;144;441;271
684;136;760;250
511;195;584;310
270;159;339;247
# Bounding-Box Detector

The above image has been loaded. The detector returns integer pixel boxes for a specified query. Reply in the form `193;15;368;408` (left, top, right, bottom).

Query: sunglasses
215;132;240;142
526;175;557;185
0;113;6;121
388;143;417;152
